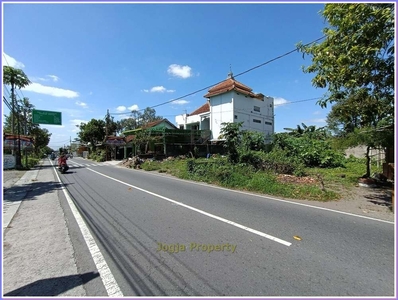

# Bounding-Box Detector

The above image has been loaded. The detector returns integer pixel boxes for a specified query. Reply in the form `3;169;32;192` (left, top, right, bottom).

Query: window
253;119;261;123
254;106;260;112
234;115;238;119
265;121;273;125
179;125;184;129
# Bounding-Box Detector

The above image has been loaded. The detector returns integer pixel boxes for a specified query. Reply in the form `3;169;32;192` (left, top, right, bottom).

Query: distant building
175;72;274;141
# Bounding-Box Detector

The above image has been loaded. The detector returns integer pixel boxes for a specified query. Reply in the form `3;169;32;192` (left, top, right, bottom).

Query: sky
2;2;333;150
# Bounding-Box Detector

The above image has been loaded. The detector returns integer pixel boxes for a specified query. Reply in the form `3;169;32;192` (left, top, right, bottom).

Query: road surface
56;157;395;296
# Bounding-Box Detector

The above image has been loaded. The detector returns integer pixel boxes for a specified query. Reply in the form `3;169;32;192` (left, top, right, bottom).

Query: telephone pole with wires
105;109;110;161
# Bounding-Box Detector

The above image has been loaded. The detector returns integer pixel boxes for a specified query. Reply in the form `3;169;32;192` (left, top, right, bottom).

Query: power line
110;96;322;118
274;97;322;107
3;96;12;111
127;35;326;113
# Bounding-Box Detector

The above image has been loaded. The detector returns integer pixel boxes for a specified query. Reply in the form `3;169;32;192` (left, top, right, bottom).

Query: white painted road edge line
142;170;395;225
87;168;292;247
53;163;124;297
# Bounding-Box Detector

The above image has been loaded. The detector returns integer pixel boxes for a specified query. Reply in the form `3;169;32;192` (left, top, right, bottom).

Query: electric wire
112;35;326;114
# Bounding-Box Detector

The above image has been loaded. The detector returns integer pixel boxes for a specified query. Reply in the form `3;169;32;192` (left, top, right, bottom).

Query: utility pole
105;109;109;161
10;84;16;158
24;107;28;167
16;103;22;169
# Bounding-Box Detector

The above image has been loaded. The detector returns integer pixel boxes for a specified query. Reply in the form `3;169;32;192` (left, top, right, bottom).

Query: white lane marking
87;168;291;247
52;163;123;297
136;170;395;225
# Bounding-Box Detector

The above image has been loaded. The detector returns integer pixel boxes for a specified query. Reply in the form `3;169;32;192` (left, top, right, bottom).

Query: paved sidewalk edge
3;162;43;232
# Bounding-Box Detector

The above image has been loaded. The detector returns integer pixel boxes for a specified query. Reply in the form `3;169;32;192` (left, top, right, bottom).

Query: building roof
204;73;264;100
189;102;210;116
142;118;178;129
123;118;178;137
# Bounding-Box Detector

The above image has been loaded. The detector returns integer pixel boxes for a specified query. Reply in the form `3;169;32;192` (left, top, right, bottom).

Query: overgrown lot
137;156;382;202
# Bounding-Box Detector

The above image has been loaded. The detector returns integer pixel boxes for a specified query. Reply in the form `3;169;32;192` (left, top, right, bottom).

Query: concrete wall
345;145;386;162
210;91;234;139
233;93;274;137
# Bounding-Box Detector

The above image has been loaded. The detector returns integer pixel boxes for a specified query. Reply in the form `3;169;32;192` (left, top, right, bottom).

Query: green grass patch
140;158;339;201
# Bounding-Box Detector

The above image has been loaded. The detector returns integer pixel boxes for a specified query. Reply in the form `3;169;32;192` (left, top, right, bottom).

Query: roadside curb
3;162;43;232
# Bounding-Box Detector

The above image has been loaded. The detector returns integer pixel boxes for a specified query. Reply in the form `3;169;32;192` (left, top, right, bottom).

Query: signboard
32;109;62;125
105;139;126;146
3;135;34;150
3;155;16;169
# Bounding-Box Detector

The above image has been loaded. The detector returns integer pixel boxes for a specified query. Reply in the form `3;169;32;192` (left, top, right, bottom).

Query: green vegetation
140;154;385;202
297;3;394;177
141;157;341;201
138;119;386;202
89;149;106;162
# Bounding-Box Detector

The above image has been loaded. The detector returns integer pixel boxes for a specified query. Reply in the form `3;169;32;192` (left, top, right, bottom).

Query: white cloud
3;53;25;68
274;97;290;107
313;111;321;115
47;75;59;82
309;118;326;123
144;86;175;93
116;106;126;112
22;82;79;98
70;119;89;126
151;86;166;93
172;100;189;105
31;77;47;82
128;104;139;111
167;64;192;79
76;101;88;108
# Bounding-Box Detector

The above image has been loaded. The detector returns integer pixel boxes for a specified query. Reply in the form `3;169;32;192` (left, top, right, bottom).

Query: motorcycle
58;162;69;174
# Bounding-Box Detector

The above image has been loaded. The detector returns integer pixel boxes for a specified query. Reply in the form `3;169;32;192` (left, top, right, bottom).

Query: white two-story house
175;72;274;141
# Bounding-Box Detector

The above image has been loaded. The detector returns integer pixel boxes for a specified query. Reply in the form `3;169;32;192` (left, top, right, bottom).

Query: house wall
201;117;210;130
233;93;274;137
210;91;234;139
174;91;275;140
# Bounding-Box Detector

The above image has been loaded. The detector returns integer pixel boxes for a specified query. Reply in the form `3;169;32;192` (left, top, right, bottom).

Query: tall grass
141;158;340;201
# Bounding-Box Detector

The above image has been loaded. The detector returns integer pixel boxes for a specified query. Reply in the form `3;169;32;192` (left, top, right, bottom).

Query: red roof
189;102;210;116
204;76;264;100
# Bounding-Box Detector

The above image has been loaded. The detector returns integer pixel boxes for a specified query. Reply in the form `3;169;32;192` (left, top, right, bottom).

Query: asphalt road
57;157;395;296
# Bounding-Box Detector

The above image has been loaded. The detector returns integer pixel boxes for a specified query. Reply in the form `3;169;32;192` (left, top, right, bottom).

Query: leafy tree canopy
3;66;31;89
297;3;394;108
77;119;106;148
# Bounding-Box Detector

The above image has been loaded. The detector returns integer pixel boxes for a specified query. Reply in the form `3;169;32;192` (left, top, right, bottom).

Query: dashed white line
139;169;396;225
87;168;292;247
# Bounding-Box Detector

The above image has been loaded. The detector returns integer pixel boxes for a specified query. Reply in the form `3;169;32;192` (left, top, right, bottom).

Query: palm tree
3;66;31;168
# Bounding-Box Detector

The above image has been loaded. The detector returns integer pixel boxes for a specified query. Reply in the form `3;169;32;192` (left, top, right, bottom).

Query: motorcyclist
58;153;68;168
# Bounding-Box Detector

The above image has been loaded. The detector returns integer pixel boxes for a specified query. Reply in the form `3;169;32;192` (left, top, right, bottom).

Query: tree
3;66;31;168
297;3;394;108
3;67;31;133
127;107;163;129
117;118;139;134
220;122;243;163
77;119;106;150
141;107;163;125
3;97;35;134
30;127;52;155
297;3;394;176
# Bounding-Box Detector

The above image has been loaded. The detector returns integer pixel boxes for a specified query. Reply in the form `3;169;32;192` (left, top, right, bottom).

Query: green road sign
32;109;62;125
